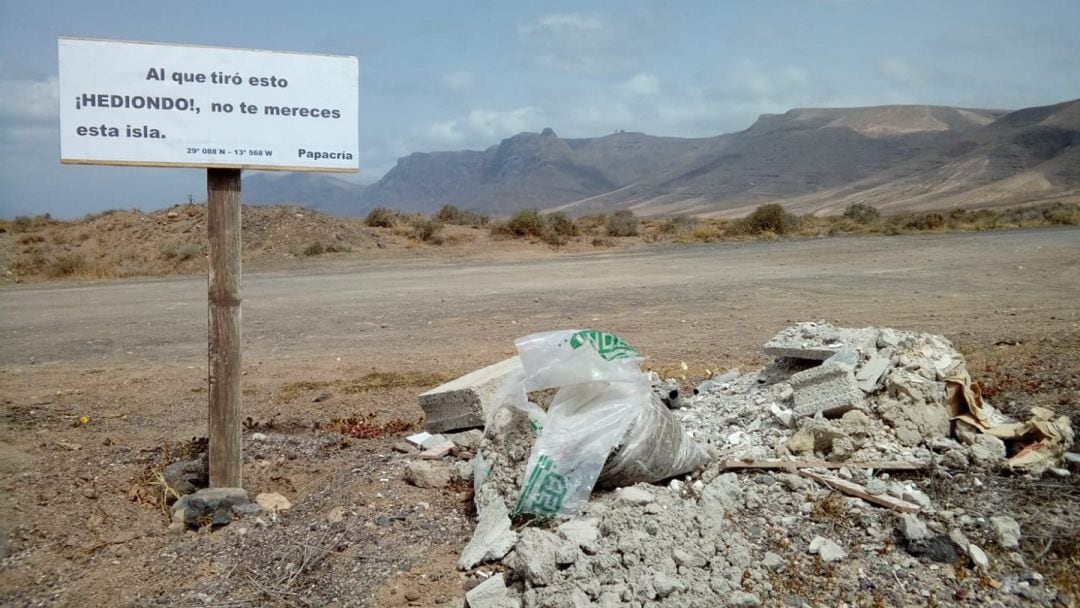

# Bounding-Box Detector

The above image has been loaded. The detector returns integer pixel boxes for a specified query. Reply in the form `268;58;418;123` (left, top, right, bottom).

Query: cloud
877;57;923;86
416;106;546;149
0;72;58;124
619;73;661;98
442;70;476;92
518;12;631;74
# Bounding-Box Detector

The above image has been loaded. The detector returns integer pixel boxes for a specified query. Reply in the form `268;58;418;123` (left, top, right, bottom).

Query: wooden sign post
207;168;243;487
58;38;359;490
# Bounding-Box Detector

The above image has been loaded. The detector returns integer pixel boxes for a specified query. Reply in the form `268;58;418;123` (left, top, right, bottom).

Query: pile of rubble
409;323;1076;607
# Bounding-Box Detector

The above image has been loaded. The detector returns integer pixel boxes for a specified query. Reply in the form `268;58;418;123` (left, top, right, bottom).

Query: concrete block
791;364;863;419
465;573;512;608
418;356;521;433
855;355;891;393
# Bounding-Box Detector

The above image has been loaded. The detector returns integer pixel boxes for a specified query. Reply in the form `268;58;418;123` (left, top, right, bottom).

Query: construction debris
418;356;523;433
438;323;1074;607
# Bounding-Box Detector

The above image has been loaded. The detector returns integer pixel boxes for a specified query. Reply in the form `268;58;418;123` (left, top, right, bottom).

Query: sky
1;0;1079;218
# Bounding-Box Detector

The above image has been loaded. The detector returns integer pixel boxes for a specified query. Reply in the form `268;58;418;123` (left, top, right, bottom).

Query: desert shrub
591;237;615;247
411;218;444;244
606;210;639;237
737;204;799;235
842;202;881;224
575;214;609;236
78;231;92;241
691;222;723;242
504;209;546;238
303;241;326;256
161;242;202;261
435;204;489;227
12;216;33;233
1042;203;1080;225
18;233;45;244
46;253;86;278
905;212;946;231
544;212;578;238
365;207;396;228
659;215;697;234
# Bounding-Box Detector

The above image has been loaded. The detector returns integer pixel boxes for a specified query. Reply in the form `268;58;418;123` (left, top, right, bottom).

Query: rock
969;434;1007;466
418;356;523;433
405;460;453;489
726;591;761;607
865;479;888;495
81;487;98;499
905;535;960;563
557;517;600;554
232;503;262;516
1064;452;1080;466
327;506;346;523
652;571;685;598
506;528;560;586
809;536;847;562
902;488;933;510
617;486;655;505
990;516;1021;549
446;429;484;451
172;487;250;528
1048;467;1070;478
762;552;784;569
392;441;415;454
250;432;267;442
163;456;208;495
855;355;891;393
458;501;518;570
404;590;421;602
212;507;232;526
255;492;291;512
769;403;795;428
465;573;512;608
967;543;990;570
877;398;950;447
790;363;864;419
673;548;708;568
899;514;929;541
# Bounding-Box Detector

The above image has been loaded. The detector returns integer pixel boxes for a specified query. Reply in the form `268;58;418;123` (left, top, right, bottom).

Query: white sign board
58;38;359;172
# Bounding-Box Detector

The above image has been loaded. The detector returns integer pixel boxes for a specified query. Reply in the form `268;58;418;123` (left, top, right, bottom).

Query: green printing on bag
514;454;568;516
569;330;638;361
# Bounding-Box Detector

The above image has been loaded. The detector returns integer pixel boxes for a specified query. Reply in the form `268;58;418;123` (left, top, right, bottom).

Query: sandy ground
1;227;1078;606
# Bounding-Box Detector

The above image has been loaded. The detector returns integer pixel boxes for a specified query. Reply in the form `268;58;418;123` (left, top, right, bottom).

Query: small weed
334;414;419;439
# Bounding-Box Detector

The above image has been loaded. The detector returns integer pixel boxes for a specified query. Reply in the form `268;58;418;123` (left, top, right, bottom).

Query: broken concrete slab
418;356;522;433
790;363;863;419
465;573;516;608
505;527;561;586
764;322;875;361
855;355;891;393
458;500;519;570
557;517;601;554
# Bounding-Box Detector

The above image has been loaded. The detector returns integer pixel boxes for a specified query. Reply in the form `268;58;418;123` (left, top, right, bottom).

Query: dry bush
842;202;881;224
161;242;201;261
435;204;489;227
591;236;615;247
503;209;546;238
17;233;45;244
606;209;639;236
905;212;946;231
660;215;697;235
736;204;799;235
364;207;397;228
302;241;350;256
1042;202;1080;225
410;218;444;244
45;253;86;278
691;222;724;242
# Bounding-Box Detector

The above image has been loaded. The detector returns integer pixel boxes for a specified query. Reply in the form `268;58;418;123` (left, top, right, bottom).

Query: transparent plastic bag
508;330;709;517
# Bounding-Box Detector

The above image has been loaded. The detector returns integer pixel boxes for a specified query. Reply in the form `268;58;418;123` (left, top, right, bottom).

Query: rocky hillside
247;99;1080;218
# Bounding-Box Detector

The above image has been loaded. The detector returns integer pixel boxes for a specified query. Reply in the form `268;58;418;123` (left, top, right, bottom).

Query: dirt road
4;227;1079;370
1;227;1079;607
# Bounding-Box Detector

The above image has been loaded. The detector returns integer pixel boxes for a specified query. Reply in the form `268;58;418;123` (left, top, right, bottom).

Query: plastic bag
508;330;709;517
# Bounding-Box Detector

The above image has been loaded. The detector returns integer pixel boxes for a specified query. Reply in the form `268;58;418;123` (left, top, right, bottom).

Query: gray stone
171;487;249;529
652;571;685;598
1064;452;1080;466
1049;467;1071;477
865;479;888;495
459;500;519;570
762;552;784;569
726;591;762;608
557;517;600;554
673;548;708;568
465;573;514;608
163;456;207;495
902;488;933;510
446;429;485;451
507;528;560;586
809;536;847;562
970;434;1007;466
418;356;522;432
790;363;864;419
899;514;929;541
405;460;453;489
990;516;1021;550
855;355;891;393
967;543;990;570
617;486;655;505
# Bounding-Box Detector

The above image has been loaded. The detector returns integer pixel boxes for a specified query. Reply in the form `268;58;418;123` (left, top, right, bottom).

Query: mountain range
244;98;1080;218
